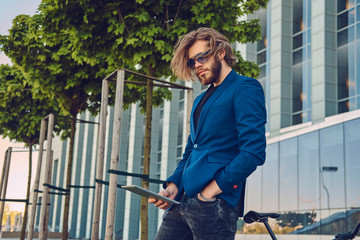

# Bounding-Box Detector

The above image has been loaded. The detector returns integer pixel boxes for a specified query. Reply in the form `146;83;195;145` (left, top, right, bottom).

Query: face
188;40;222;86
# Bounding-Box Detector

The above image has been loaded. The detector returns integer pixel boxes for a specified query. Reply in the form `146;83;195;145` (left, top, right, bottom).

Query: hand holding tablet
121;185;180;205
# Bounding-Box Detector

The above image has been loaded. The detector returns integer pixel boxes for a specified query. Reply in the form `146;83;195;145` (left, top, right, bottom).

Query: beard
196;56;222;86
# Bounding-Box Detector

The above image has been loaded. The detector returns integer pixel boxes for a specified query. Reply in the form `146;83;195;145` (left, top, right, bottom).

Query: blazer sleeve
215;77;267;194
164;134;194;189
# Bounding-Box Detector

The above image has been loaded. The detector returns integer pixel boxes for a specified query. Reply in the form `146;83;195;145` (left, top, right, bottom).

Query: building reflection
241;116;360;237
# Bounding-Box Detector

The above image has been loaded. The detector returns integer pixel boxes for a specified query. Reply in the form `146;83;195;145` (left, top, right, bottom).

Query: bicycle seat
243;210;280;224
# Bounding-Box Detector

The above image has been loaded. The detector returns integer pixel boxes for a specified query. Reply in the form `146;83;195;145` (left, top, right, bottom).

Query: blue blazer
166;70;267;216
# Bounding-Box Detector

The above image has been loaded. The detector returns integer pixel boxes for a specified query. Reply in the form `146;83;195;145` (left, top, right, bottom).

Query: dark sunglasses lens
197;56;207;64
187;59;196;69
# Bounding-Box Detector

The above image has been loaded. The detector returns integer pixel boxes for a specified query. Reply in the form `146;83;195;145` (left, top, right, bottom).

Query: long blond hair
170;27;237;81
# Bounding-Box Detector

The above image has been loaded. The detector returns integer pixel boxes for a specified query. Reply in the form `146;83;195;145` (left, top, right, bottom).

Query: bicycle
243;210;360;240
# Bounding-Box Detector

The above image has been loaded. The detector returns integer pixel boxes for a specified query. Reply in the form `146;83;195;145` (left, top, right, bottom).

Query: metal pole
91;79;109;240
105;70;125;240
0;150;8;202
263;219;278;240
39;113;54;240
28;117;47;240
186;89;193;136
0;147;12;239
44;150;54;239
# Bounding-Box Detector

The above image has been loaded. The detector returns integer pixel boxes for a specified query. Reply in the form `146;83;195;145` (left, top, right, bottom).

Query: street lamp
320;166;338;214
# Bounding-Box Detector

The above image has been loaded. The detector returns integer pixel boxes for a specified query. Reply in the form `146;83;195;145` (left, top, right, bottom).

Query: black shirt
193;84;218;132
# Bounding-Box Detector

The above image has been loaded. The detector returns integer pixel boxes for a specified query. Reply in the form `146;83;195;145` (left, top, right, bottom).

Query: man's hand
148;182;178;210
198;180;222;201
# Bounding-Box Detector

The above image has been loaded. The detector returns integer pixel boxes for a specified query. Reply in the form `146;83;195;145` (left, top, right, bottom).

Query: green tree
0;11;170;239
38;0;268;239
0;64;62;240
1;0;268;238
0;14;102;239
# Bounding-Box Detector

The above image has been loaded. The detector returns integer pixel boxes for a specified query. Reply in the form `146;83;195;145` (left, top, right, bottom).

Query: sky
0;0;42;212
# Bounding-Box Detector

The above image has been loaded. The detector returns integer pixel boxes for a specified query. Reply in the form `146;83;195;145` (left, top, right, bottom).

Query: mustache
196;68;208;74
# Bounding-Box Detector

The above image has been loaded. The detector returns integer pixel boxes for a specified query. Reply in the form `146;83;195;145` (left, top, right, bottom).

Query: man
149;27;267;240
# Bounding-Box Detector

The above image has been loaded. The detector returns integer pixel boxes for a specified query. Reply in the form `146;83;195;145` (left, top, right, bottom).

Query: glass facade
292;0;312;125
337;0;360;113
243;118;360;237
256;6;271;132
176;88;185;164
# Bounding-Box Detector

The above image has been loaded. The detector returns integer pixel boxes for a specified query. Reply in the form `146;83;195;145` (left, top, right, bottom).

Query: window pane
290;210;320;235
293;0;303;34
338;26;354;47
293;33;303;49
338;28;349;47
262;143;279;212
338;11;350;29
293;48;303;65
349;8;356;24
279;138;298;211
245;166;262;212
348;49;356;99
320;125;345;209
299;132;320;211
344;119;360;208
338;0;355;13
293;64;303;112
338;9;355;30
338;99;349;113
319;209;348;235
259;65;266;79
257;51;266;65
337;46;349;100
357;42;360;96
257;9;267;51
348;25;355;42
293;113;303;125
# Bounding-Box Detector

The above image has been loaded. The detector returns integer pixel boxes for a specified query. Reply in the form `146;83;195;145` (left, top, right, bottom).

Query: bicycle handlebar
333;222;360;240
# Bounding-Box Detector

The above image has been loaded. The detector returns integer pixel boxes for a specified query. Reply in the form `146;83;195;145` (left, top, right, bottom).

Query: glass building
241;0;360;239
30;0;360;239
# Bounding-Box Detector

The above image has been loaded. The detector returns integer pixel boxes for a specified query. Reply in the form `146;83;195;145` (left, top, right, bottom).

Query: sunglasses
187;49;212;69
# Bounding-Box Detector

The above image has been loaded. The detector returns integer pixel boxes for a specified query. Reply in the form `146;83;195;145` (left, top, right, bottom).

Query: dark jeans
154;193;239;240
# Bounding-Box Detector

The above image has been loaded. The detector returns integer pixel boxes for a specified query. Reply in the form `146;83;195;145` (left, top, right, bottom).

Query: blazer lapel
193;70;236;142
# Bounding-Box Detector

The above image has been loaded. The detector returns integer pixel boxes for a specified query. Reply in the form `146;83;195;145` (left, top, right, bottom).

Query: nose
194;59;203;69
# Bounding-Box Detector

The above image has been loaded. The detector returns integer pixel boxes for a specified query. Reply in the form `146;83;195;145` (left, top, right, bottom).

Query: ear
218;48;226;60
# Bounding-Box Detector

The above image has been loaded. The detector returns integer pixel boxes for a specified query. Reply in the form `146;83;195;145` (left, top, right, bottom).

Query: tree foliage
0;64;61;145
0;0;269;118
0;64;65;240
0;14;104;121
0;0;269;239
38;0;268;80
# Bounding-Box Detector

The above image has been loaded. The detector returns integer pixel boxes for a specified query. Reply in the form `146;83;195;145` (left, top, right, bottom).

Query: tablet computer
121;185;180;205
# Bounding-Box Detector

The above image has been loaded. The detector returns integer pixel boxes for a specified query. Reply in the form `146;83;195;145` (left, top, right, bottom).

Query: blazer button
233;185;238;189
193;144;198;148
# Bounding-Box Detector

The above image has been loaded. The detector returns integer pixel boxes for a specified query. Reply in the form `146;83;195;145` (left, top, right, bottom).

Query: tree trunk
140;67;154;240
20;143;32;240
62;114;76;240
